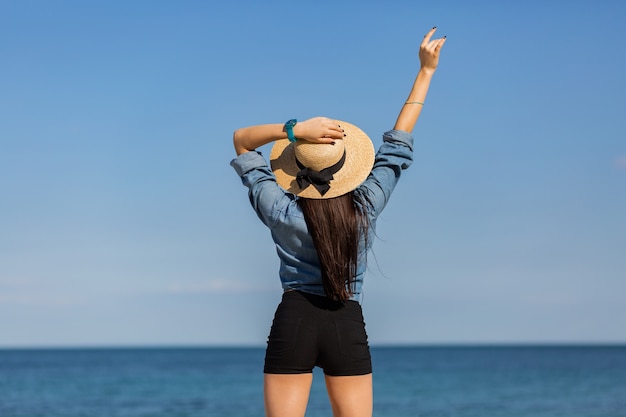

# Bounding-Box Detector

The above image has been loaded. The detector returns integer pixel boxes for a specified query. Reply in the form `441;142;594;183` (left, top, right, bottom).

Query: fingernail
433;26;437;29
443;35;447;39
343;134;346;137
331;141;336;145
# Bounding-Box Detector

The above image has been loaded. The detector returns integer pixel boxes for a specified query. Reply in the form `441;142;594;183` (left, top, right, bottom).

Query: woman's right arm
359;28;446;215
233;117;344;155
393;27;446;133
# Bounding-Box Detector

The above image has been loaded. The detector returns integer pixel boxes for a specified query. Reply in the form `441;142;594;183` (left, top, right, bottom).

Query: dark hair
298;191;370;301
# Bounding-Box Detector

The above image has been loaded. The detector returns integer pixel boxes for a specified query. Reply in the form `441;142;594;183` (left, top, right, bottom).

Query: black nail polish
433;26;437;29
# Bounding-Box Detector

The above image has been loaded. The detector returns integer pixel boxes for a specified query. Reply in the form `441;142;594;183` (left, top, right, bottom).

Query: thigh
264;373;313;417
324;373;373;417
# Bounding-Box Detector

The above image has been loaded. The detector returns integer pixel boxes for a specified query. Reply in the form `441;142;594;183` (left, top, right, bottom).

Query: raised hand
419;27;446;73
393;26;446;133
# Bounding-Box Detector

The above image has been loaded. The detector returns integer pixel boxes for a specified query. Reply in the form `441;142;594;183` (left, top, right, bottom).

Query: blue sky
1;0;625;347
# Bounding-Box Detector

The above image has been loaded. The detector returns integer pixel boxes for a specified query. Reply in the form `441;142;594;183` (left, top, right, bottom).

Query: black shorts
264;290;372;376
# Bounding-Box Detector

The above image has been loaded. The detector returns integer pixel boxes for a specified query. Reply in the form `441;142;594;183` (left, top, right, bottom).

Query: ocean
1;345;625;417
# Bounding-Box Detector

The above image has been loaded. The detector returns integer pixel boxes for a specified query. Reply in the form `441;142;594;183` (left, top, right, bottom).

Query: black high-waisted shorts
264;290;372;376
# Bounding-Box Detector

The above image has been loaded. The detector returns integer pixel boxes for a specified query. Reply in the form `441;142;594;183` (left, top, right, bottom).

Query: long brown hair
298;191;369;301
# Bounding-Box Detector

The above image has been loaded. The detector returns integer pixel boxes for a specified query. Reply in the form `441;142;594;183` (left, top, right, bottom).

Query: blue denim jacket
230;129;413;302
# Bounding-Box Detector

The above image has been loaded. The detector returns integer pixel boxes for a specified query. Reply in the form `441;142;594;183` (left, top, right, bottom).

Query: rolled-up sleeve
357;129;414;218
230;151;292;227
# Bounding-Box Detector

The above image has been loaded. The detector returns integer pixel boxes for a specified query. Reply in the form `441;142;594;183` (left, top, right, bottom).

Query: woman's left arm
233;117;344;155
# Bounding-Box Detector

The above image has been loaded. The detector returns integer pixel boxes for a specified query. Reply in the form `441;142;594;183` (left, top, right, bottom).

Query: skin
233;117;343;155
234;27;445;417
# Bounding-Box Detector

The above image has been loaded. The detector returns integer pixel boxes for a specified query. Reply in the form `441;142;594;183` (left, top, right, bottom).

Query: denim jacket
230;129;414;302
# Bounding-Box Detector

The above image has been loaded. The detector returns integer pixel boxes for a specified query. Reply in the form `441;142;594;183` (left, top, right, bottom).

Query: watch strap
284;119;297;143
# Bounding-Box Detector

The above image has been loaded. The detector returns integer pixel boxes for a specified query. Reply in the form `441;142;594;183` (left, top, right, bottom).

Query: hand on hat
293;117;345;144
419;27;446;73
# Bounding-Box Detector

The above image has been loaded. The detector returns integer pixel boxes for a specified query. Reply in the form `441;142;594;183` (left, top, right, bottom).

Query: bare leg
324;373;373;417
264;373;313;417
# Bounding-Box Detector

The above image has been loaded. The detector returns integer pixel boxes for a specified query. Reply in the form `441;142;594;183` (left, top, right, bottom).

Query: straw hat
270;120;375;199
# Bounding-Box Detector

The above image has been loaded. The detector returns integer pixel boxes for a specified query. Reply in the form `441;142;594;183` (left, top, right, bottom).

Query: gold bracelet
405;101;424;105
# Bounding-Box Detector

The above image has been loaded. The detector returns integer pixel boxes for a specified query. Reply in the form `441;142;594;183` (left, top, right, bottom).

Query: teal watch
284;119;297;143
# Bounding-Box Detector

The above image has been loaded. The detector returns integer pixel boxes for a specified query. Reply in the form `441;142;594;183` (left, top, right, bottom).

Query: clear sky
1;0;625;347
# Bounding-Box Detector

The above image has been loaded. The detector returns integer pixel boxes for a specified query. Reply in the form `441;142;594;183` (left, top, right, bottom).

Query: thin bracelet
405;101;424;105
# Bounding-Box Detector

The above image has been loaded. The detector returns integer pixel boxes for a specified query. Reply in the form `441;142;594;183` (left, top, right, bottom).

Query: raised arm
233;117;345;155
394;27;446;133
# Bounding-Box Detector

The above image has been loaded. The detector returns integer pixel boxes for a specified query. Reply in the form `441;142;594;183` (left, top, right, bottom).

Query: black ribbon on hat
295;150;346;196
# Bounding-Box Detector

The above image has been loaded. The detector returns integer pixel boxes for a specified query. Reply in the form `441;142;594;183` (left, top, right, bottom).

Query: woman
231;27;445;417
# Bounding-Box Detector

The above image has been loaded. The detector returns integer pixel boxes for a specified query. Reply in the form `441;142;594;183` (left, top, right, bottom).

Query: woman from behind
231;26;446;417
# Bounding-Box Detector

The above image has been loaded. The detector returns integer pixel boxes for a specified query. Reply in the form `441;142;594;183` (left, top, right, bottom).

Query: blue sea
1;346;625;417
